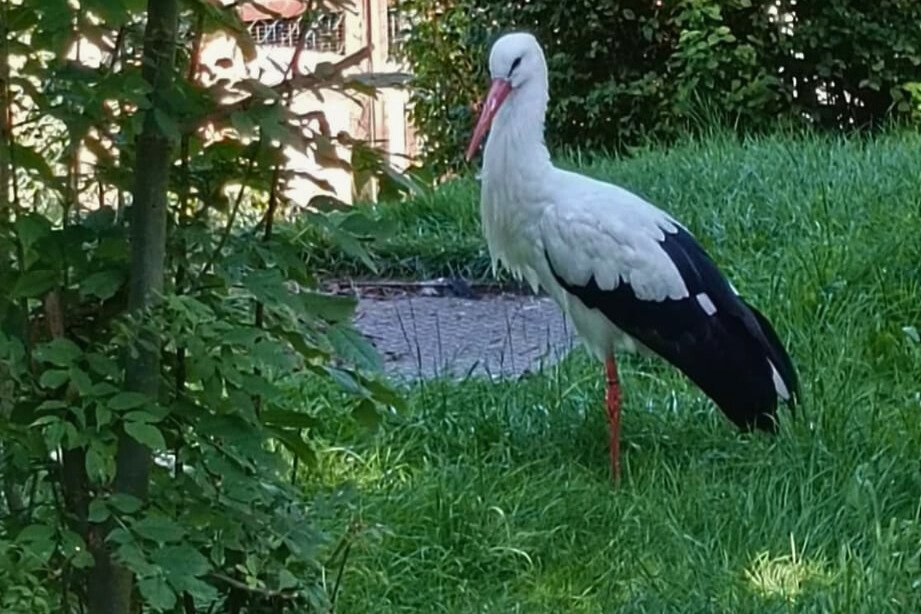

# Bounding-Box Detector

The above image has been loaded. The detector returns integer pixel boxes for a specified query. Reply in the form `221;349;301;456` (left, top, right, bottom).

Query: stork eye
509;56;522;76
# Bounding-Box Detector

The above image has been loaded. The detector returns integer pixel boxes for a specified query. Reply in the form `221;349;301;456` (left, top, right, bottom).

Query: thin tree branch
252;0;314;420
196;148;257;280
173;9;204;485
108;27;125;71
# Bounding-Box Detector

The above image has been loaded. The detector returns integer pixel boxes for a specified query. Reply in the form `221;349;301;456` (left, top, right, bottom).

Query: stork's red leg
605;355;622;484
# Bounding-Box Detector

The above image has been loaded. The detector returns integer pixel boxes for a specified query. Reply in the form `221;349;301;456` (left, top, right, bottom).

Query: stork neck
482;82;551;179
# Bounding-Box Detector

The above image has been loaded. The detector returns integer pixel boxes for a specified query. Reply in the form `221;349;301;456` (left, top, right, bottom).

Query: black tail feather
745;301;800;410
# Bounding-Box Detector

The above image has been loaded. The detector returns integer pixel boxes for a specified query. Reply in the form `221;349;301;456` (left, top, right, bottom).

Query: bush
401;0;921;172
785;0;921;128
0;1;404;611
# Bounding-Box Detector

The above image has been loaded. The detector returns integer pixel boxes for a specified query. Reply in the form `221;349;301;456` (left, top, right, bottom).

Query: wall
223;0;416;206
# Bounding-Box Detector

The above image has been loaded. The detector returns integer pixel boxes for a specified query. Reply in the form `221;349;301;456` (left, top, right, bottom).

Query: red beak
465;79;512;161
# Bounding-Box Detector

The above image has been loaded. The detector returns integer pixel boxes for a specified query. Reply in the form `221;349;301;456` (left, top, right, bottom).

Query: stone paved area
352;292;578;380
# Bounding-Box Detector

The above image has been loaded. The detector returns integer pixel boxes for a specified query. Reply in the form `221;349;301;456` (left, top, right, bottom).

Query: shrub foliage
0;0;401;611
401;0;921;171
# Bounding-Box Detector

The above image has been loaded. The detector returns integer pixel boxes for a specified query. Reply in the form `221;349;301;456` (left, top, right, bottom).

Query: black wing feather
547;226;798;432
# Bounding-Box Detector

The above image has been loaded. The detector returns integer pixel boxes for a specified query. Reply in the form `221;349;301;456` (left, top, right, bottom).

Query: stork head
465;32;548;161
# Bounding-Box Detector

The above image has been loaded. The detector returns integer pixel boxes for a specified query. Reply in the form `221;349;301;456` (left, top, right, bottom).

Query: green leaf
239;78;280;100
97;236;129;262
325;366;365;396
36;400;68;411
327;325;382;372
242;269;293;308
96;405;113;426
88;499;111;523
124;421;166;451
125;410;162;424
362;376;406;411
352;399;382;431
16;523;57;563
39;369;70;389
93;382;120;396
60;529;93;568
31;415;62;428
251;338;297;371
133;515;185;544
269;427;318;468
69;367;94;395
278;568;299;590
173;575;219;605
43;419;77;450
107;527;133;545
115;540;157;576
109;493;143;514
310;214;378;272
83;205;117;231
85;442;113;484
109;392;151;410
12;143;55;181
73;549;95;569
87;352;119;378
299;291;357;322
138;575;176;611
277;329;326;361
35;338;82;366
80;269;125;300
339;210;398;239
14;213;53;247
151;544;211;577
230;109;257;136
12;269;58;298
17;523;55;544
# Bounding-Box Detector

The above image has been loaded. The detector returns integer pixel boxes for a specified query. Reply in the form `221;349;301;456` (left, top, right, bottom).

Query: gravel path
353;292;578;380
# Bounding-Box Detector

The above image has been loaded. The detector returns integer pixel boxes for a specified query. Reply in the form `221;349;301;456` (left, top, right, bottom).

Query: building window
387;1;408;59
248;12;345;54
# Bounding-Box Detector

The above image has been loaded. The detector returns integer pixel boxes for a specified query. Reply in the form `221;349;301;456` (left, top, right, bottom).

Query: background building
204;0;416;204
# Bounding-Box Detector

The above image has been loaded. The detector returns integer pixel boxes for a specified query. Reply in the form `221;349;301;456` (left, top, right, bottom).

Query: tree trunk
86;1;179;612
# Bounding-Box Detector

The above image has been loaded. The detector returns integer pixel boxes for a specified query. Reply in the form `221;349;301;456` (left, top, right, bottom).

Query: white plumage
466;32;799;481
485;170;690;358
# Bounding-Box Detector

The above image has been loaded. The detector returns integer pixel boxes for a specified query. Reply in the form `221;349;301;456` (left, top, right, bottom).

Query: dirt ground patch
352;291;578;380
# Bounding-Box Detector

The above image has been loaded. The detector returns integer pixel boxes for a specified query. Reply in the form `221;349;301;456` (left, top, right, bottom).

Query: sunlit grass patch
744;546;830;602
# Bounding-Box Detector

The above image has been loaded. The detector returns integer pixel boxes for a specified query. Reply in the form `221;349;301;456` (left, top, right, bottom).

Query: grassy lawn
313;131;921;612
303;178;490;281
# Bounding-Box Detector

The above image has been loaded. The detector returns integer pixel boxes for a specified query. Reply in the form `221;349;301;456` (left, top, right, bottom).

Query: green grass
301;179;490;281
312;131;921;612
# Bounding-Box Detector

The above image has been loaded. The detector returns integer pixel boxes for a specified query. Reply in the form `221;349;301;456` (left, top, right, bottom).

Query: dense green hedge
401;0;921;171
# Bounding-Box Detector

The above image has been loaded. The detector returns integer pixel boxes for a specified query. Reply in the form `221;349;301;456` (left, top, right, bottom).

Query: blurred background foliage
401;0;921;172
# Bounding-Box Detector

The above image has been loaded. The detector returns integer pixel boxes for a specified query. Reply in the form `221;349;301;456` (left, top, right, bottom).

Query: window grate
387;2;408;59
249;12;345;54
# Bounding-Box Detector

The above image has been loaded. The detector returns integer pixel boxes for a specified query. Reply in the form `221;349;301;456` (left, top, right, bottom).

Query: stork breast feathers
539;196;690;303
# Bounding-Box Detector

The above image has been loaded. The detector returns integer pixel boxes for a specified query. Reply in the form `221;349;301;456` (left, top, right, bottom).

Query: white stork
465;32;799;482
